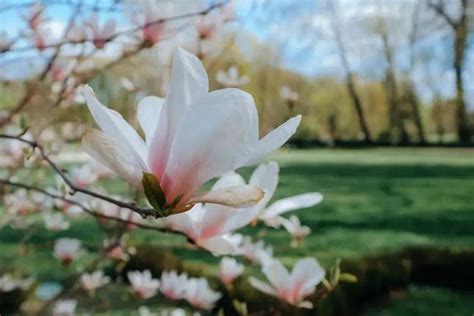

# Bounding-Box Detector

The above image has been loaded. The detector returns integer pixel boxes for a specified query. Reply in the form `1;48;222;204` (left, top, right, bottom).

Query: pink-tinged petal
261;192;323;220
148;47;209;180
82;130;144;188
159;89;257;204
297;301;313;309
197;236;234;255
137;96;164;146
211;172;245;190
249;277;277;297
83;85;148;168
290;258;325;299
189;185;264;208
237;115;302;167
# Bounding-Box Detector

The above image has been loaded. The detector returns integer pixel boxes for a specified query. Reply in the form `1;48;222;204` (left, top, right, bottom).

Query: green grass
1;147;474;313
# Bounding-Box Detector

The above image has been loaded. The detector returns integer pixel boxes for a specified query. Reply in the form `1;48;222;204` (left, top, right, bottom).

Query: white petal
84;85;147;168
189;185;264;208
212;172;246;191
237;115;301;167
291;258;325;298
82;130;144;188
248;161;279;213
262;259;290;290
261;193;323;219
159;89;258;201
198;236;234;255
148;47;209;177
137;96;164;146
249;277;277;297
297;301;313;309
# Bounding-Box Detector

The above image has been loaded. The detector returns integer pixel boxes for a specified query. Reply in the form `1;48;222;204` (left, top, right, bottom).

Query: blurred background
0;0;473;315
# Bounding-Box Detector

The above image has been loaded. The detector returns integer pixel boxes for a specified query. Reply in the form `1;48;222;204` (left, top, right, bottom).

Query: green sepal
142;172;166;213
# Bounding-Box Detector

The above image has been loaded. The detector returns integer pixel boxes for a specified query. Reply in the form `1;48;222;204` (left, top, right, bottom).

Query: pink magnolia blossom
24;2;46;30
216;65;249;87
43;212;70;231
4;189;36;217
82;47;301;213
160;270;188;300
164;172;262;254
53;299;77;316
244;161;323;227
80;270;110;292
54;238;82;265
127;270;160;300
127;0;171;46
195;15;217;40
70;164;99;189
238;236;273;266
85;13;116;49
249;257;325;309
184;277;221;310
219;257;244;285
280;215;311;247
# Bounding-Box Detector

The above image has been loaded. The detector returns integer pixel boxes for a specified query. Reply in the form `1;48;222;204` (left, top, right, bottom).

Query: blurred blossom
219;257;244;286
85;13;116;49
280;215;311;247
80;270;110;293
67;22;87;43
4;189;36;217
0;128;33;168
54;238;83;265
127;270;160;300
104;238;133;261
195;14;218;40
24;2;46;30
239;237;273;266
216;65;250;87
184;277;221;310
244;161;323;227
70;164;99;189
280;85;299;102
0;273;35;292
249;258;325;309
31;25;52;51
82;48;299;213
50;59;75;82
160;270;188;300
164;172;263;254
44;212;70;231
53;299;77;316
138;306;157;316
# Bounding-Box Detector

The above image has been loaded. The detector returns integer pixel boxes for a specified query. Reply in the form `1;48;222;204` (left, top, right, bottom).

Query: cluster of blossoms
0;273;35;293
127;269;221;311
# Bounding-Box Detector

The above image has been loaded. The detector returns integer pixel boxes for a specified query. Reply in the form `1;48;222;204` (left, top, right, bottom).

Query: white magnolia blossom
24;2;46;30
67;22;87;43
0;274;35;292
85;13;116;49
280;85;299;102
82;47;301;213
216;66;250;87
245;161;323;227
164;172;263;254
280;215;311;247
249;258;325;309
160;270;188;300
4;189;36;217
219;257;244;285
70;164;99;189
127;270;160;300
238;236;273;266
80;270;110;292
44;212;70;231
53;299;77;316
0;129;33;168
184;277;221;311
54;238;82;265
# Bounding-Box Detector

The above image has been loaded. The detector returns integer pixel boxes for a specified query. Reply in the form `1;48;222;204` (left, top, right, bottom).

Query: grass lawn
1;147;473;314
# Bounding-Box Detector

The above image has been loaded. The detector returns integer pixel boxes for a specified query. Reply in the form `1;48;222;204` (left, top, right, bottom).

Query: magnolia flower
280;85;298;102
51;59;75;82
44;213;70;231
164;172;263;254
67;22;87;43
70;164;99;189
104;238;132;261
80;270;110;292
138;306;157;316
85;13;116;49
127;0;172;46
281;215;311;247
31;25;51;51
239;237;273;266
160;270;188;300
249;257;325;309
4;189;36;217
0;31;10;52
54;238;82;265
82;47;300;214
245;161;323;227
219;257;244;285
184;278;221;310
127;270;160;299
24;2;46;30
0;274;35;292
216;66;249;87
53;299;77;316
195;15;217;39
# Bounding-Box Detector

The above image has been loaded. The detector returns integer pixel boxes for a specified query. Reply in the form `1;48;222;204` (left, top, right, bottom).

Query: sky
0;0;472;107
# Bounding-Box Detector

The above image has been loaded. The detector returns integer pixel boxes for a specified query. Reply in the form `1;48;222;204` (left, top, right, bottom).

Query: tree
430;0;470;143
